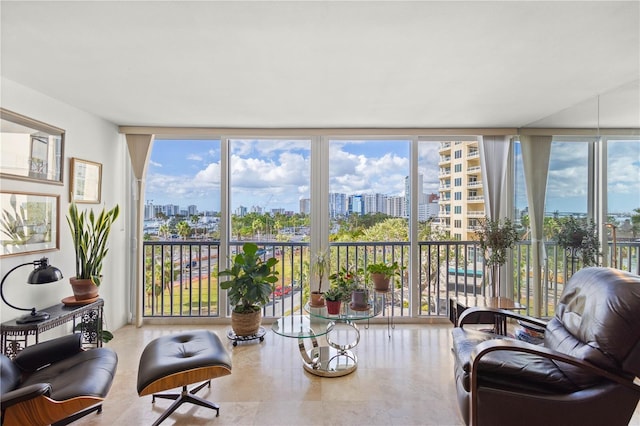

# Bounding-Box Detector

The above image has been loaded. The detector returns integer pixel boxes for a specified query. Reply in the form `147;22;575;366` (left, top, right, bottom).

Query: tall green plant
218;242;279;313
553;214;600;267
477;217;519;267
67;203;120;286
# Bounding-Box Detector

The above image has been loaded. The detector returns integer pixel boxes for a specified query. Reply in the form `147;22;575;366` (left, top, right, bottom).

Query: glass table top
271;315;330;339
304;296;383;321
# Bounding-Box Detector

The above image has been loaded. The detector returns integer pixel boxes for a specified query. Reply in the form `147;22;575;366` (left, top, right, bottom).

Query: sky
145;138;640;216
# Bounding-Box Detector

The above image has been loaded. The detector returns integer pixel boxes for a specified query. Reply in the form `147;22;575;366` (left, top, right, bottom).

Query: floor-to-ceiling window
327;138;411;314
143;138;222;316
138;132;639;319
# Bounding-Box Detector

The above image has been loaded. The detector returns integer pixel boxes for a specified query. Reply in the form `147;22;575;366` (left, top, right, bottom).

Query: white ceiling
1;1;639;129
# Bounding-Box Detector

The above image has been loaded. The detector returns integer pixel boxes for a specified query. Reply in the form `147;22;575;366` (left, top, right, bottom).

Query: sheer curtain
519;135;552;317
126;134;155;327
479;136;511;220
479;135;511;296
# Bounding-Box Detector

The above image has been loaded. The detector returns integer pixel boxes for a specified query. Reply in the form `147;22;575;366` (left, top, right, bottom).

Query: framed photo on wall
70;158;102;203
0;108;65;185
0;191;59;257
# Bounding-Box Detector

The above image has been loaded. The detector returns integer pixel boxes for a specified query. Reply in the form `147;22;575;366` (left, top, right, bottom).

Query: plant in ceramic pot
309;250;329;307
218;242;279;337
366;261;401;292
329;266;366;309
322;286;344;315
67;203;120;301
476;216;519;298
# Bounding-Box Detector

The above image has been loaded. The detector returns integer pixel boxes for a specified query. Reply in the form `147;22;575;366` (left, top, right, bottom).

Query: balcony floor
76;322;640;426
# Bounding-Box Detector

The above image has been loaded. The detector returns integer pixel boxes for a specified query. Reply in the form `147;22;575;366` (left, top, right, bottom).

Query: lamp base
16;311;50;324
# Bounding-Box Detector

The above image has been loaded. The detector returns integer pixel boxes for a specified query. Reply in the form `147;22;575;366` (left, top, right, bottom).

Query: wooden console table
1;298;104;358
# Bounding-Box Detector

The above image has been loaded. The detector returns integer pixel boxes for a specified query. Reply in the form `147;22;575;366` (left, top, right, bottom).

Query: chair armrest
466;338;640;426
13;334;82;373
0;383;51;409
458;306;548;330
470;338;640;394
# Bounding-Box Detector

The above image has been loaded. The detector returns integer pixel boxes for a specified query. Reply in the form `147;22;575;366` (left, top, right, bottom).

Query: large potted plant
218;242;279;337
67;203;120;301
476;217;519;298
366;261;401;292
553;214;600;275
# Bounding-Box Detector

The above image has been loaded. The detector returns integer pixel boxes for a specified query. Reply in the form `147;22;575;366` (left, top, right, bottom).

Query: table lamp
1;257;63;324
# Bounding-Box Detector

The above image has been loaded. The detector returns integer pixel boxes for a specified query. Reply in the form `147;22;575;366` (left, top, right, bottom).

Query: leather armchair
1;333;118;426
451;267;640;426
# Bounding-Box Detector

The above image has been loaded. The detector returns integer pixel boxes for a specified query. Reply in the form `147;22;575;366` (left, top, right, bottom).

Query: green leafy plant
329;266;362;301
366;261;401;278
476;217;519;267
311;249;329;293
67;203;120;286
553;214;600;266
322;286;344;302
218;242;279;313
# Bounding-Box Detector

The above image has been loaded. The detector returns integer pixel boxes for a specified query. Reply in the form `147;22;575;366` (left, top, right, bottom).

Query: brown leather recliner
451;267;640;426
0;333;118;426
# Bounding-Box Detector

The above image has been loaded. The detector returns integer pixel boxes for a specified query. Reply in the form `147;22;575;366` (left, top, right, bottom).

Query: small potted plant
329;266;366;309
323;286;343;315
366;261;401;292
218;242;279;337
67;203;120;301
309;250;329;307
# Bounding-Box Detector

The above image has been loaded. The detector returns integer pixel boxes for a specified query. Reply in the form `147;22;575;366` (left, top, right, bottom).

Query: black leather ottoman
137;330;232;426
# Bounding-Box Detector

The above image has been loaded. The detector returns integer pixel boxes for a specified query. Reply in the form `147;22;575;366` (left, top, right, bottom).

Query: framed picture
0;192;59;257
0;108;65;184
70;158;102;203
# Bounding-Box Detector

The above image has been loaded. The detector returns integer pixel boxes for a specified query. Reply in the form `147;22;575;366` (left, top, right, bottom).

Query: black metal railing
142;240;640;319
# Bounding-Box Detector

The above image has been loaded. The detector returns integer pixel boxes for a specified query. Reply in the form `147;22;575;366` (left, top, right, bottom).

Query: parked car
272;285;292;297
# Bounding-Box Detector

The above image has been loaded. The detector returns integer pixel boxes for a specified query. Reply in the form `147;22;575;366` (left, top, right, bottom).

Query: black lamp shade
27;260;64;284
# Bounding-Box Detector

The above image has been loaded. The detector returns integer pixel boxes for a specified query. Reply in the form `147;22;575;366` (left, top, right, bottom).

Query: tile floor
75;322;639;426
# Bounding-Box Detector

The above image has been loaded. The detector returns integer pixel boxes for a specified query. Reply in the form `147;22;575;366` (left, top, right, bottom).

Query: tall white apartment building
438;141;485;240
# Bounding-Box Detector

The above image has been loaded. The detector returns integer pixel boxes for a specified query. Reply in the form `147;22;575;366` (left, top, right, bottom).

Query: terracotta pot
69;277;99;301
310;292;325;307
371;273;390;292
325;300;341;315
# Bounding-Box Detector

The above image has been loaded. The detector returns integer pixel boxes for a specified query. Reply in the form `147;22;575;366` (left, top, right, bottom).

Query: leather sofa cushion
0;355;21;394
545;267;640;377
452;328;594;394
20;348;118;401
13;334;82;373
137;330;232;395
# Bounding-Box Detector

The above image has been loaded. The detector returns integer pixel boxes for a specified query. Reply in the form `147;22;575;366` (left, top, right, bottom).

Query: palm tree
158;223;170;239
190;214;200;238
176;221;192;240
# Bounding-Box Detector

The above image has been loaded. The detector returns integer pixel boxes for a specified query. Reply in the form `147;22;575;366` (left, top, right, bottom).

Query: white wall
0;77;130;336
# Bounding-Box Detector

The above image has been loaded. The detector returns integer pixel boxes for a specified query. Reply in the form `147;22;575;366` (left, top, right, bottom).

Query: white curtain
479;136;511;219
479;135;511;297
125;134;154;327
519;135;552;317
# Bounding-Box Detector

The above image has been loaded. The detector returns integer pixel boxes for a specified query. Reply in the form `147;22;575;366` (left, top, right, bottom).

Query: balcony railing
142;240;640;320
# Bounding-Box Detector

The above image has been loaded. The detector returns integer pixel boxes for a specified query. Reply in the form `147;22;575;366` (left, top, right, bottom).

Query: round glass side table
272;315;355;377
